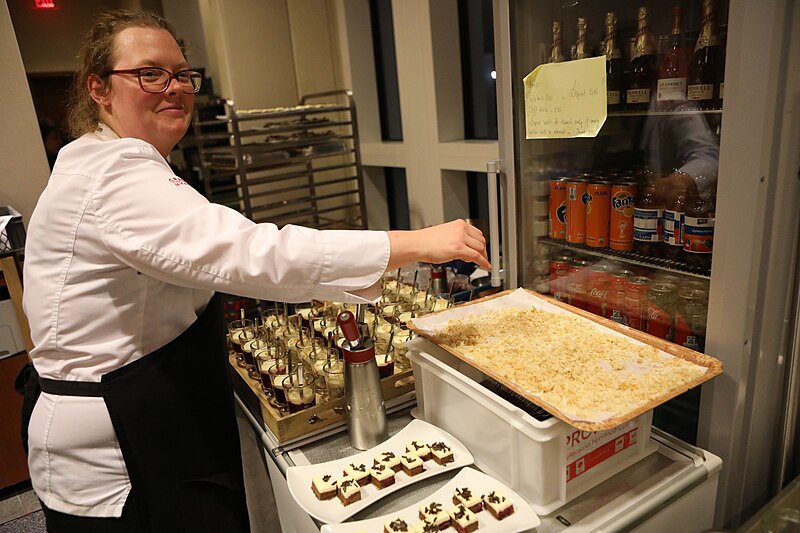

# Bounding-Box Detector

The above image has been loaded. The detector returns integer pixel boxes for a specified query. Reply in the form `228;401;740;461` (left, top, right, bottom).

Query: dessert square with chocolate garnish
337;478;361;506
429;441;454;465
418;501;449;530
400;453;425;476
405;440;432;461
343;462;370;486
414;519;441;533
483;490;514;520
310;474;337;501
384;517;412;533
452;486;483;513
374;450;402;472
449;504;479;533
368;463;396;489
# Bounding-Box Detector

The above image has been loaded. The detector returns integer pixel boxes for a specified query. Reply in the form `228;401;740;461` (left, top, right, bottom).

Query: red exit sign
35;0;56;9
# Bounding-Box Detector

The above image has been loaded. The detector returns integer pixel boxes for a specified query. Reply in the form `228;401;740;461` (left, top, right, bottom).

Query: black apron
35;294;250;533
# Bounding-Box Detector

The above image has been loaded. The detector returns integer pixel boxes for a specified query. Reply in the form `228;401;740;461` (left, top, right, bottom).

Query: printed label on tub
565;420;638;482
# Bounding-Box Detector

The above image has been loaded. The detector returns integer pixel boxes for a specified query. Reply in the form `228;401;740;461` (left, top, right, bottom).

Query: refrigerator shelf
607;109;724;118
539;237;711;280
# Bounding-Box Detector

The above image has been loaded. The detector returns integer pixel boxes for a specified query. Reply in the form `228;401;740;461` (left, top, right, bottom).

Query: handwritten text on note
524;56;607;139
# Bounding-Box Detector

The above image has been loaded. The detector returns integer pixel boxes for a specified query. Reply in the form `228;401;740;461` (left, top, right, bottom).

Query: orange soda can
609;181;637;251
566;179;588;244
586;181;611;247
549;178;568;239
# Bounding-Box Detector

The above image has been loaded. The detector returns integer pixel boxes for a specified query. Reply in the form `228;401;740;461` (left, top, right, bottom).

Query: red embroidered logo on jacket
169;176;188;186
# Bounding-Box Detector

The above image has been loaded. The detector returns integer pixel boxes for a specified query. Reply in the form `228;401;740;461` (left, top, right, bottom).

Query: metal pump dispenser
337;310;389;450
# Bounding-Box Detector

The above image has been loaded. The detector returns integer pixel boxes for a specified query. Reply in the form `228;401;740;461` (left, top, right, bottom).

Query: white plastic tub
407;337;657;515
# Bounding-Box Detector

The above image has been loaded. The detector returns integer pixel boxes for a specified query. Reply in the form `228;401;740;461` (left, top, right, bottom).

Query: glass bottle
627;6;658;112
548;21;565;64
657;7;689;111
682;191;715;271
687;0;722;110
663;184;688;259
603;12;624;112
633;180;664;256
575;17;589;60
718;23;728;107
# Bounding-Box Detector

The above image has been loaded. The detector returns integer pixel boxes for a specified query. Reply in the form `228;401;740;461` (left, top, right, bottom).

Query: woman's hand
386;219;491;271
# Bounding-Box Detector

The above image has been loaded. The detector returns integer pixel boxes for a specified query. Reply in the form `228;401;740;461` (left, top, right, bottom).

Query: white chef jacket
22;124;390;517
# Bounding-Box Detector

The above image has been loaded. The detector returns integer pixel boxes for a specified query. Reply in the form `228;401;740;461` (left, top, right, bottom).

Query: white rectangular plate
287;419;474;524
320;466;540;533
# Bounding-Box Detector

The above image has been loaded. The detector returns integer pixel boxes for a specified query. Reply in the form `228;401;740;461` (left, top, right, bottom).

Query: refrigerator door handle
486;160;503;287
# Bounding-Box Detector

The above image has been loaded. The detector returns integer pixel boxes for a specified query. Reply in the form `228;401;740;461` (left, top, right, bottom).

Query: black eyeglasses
106;67;203;94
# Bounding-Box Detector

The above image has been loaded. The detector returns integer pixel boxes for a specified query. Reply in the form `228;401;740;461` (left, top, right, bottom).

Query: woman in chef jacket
21;9;489;533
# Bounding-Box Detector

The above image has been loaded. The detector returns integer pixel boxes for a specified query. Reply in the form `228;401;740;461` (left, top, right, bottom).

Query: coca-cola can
586;263;613;318
645;282;678;340
549;254;572;282
607;269;635;324
624;276;652;330
549;254;572;299
567;259;591;310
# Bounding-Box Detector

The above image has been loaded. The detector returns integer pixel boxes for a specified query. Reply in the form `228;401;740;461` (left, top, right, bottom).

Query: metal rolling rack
192;90;367;229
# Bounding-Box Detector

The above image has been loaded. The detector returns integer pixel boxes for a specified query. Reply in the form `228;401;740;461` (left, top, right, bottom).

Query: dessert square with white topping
405;440;431;460
310;474;337;501
400;453;425;476
418;501;448;528
343;462;370;486
374;450;402;472
483;489;514;520
449;504;479;533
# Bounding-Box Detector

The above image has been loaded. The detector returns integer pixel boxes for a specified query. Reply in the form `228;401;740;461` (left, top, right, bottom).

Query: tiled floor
0;488;40;526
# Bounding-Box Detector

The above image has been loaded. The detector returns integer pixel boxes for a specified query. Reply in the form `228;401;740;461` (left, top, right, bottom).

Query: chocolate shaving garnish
389;518;409;531
456;487;473;500
350;463;367;472
453;506;467;520
430;441;450;452
381;451;396;459
486;491;504;504
411;441;425;451
425;502;443;514
321;475;331;483
340;479;356;489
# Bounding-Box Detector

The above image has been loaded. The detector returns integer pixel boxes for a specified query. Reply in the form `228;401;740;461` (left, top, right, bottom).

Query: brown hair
66;9;186;138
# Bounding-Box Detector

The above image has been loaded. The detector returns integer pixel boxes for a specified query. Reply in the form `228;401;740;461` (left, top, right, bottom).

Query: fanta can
549;178;568;239
609;181;637;251
566;179;588;244
586;181;611;248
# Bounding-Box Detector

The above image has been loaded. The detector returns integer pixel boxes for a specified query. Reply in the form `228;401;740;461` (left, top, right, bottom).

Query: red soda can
549;178;568;239
624;276;652;330
645;282;678;340
610;182;637;251
607;269;635;324
566;179;588;244
549;254;572;300
586;181;611;248
586;263;613;317
549;254;572;282
567;259;591;310
552;270;570;302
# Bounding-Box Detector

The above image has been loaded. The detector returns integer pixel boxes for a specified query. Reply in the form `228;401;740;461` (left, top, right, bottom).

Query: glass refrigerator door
502;0;728;445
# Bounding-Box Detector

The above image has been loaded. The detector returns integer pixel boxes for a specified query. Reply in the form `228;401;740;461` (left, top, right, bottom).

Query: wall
7;0;131;74
0;2;51;224
335;0;499;229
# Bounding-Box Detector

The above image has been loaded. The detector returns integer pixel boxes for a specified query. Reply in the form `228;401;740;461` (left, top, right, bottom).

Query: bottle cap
342;338;376;364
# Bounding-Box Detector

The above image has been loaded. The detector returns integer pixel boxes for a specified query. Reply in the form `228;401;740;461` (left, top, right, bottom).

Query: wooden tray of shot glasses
406;288;723;432
229;353;415;445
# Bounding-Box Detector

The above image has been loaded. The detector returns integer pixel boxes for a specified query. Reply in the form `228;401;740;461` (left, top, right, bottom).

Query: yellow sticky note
523;56;607;139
